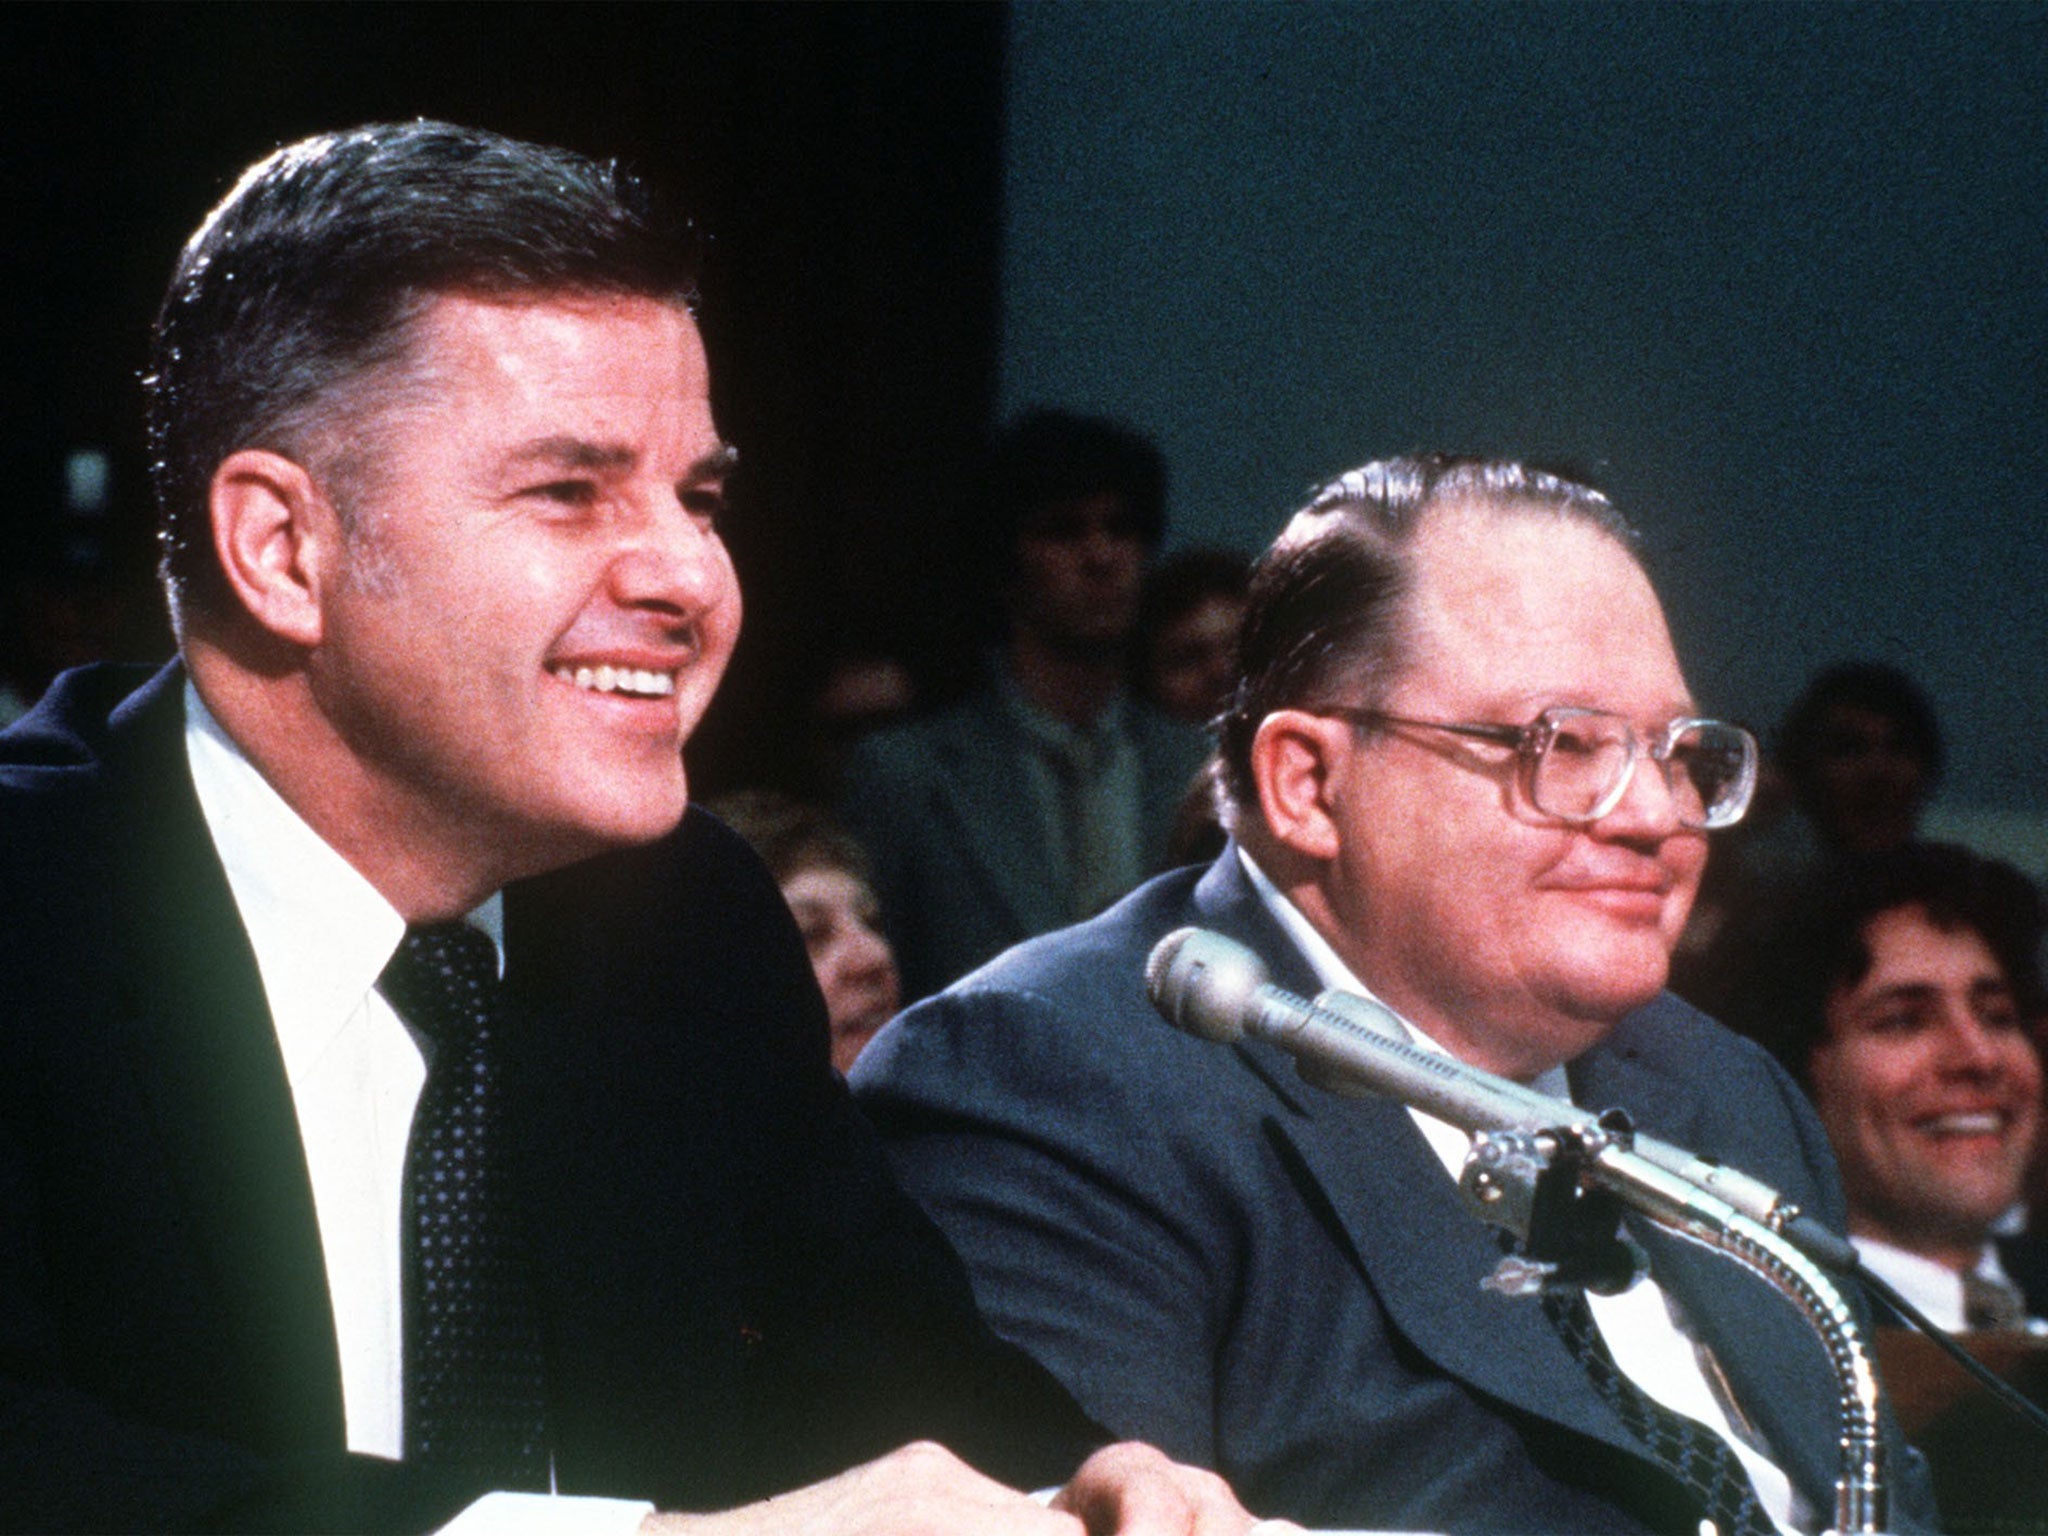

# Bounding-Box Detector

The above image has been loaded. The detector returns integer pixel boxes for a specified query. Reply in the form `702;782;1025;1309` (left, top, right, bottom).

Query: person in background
856;454;1937;1533
1673;662;1944;1001
1136;548;1249;729
841;410;1206;1002
1702;842;2047;1329
711;790;902;1074
1779;662;1942;859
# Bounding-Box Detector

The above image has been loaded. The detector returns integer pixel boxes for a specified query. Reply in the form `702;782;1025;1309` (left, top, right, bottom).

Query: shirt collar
182;680;504;1062
1849;1234;2009;1332
995;664;1132;753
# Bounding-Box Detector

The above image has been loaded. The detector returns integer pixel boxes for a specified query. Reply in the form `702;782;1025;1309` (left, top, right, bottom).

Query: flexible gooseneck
1145;927;1892;1534
1578;1139;1886;1536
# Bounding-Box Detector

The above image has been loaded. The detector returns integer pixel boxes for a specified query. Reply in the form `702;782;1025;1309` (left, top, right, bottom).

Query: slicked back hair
1216;454;1638;822
146;119;700;625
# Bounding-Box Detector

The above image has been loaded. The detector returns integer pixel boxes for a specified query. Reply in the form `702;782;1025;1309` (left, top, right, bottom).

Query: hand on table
640;1437;1291;1536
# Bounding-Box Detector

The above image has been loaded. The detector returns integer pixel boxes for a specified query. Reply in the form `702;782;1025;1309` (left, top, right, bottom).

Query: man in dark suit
856;456;1940;1532
0;121;1257;1536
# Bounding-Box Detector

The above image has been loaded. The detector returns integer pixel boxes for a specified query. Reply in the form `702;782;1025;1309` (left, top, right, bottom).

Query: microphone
1144;927;1856;1273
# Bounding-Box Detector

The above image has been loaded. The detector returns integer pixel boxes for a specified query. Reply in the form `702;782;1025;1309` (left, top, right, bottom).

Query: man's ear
208;449;342;648
1250;708;1352;862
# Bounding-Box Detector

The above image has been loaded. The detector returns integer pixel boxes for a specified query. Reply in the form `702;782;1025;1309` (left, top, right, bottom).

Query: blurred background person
1780;661;1943;859
1702;841;2046;1330
841;410;1205;1002
1674;661;1946;999
789;638;920;801
1135;548;1248;728
712;790;902;1075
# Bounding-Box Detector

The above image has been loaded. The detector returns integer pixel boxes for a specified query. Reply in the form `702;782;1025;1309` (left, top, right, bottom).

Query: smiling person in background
711;789;902;1074
1706;841;2047;1330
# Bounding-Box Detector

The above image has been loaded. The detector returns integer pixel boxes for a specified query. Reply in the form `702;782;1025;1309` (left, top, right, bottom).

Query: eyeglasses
1318;704;1759;830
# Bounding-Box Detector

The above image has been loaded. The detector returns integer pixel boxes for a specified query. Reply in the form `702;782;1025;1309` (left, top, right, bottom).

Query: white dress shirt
1851;1235;2038;1334
1238;849;1806;1534
184;684;649;1536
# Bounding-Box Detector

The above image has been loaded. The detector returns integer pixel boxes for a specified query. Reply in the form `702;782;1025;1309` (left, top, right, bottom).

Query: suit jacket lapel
1185;853;1646;1461
101;666;346;1450
1574;1032;1846;1516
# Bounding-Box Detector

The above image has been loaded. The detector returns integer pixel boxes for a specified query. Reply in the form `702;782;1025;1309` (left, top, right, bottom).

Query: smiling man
0;122;1258;1536
1708;842;2047;1330
855;456;1938;1533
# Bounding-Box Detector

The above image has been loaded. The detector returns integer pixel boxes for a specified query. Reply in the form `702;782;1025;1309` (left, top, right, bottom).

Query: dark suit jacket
0;664;1100;1534
853;849;1938;1533
840;678;1207;1002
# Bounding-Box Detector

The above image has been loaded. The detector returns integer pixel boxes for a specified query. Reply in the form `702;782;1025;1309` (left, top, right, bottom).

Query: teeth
1926;1112;2004;1136
552;665;676;698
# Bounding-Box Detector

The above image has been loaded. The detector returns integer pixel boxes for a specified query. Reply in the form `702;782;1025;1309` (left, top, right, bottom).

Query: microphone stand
1461;1118;1887;1536
1146;928;1895;1532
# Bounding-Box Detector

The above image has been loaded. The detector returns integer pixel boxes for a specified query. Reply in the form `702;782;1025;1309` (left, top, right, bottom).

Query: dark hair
989;409;1168;555
1138;547;1249;641
1215;454;1637;818
146;119;700;622
1706;842;2046;1091
706;789;872;888
1778;661;1945;794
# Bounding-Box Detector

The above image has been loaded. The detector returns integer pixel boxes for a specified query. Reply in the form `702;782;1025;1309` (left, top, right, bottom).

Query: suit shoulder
0;663;167;775
855;865;1216;1094
1612;990;1794;1077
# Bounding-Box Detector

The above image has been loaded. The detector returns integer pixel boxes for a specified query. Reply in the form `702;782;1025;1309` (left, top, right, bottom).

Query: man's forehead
1396;500;1690;712
403;289;704;378
359;289;716;453
1857;906;2009;982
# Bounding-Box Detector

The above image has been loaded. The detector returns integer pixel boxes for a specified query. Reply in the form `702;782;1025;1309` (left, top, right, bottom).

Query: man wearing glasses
854;456;1935;1533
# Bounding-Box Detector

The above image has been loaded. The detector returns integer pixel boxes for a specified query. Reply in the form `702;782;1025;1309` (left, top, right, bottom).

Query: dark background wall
4;2;2044;846
1001;1;2048;846
0;1;1008;789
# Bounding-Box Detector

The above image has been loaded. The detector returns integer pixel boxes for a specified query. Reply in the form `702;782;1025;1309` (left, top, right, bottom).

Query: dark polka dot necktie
380;922;550;1490
1543;1288;1777;1536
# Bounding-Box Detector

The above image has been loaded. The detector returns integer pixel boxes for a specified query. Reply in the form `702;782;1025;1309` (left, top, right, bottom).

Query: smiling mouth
1916;1111;2013;1138
549;664;677;699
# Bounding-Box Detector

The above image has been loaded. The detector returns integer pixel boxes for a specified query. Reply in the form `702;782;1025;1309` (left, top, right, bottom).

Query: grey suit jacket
839;677;1205;1002
853;849;1937;1533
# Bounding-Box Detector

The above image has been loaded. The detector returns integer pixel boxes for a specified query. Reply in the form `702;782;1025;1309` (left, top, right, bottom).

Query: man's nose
1937;1009;2014;1077
1077;523;1135;567
607;495;730;613
1594;747;1687;839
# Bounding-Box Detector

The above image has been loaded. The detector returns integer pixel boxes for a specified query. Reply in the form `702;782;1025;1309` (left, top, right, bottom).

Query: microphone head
1146;928;1269;1043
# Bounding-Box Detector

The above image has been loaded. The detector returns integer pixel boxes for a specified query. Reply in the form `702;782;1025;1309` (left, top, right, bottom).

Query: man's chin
1556;935;1671;1016
529;779;690;865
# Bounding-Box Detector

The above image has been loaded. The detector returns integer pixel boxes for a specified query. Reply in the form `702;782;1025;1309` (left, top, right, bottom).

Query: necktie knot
1963;1266;2028;1331
380;922;502;1058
